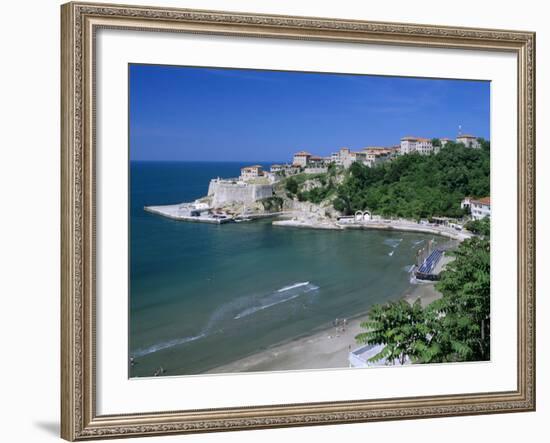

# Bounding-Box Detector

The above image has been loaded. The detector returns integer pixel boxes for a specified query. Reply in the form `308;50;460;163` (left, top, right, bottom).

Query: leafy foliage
331;142;490;219
428;236;491;362
284;177;299;195
464;217;490;237
283;172;336;204
356;299;431;365
356;234;491;364
260;196;283;212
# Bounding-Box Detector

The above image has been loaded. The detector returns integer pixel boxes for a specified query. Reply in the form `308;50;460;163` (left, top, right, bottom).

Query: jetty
145;203;287;224
144;204;232;224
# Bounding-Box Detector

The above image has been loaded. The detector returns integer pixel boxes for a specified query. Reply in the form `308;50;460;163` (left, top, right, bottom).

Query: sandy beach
206;282;442;374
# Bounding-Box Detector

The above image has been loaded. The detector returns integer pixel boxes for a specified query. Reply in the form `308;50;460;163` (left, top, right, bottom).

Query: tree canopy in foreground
356;232;490;365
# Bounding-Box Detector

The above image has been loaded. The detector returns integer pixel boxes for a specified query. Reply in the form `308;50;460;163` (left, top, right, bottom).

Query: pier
144;204;233;224
145;203;286;224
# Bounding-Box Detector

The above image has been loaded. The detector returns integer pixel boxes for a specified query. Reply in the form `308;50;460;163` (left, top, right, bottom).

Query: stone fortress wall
208;179;273;207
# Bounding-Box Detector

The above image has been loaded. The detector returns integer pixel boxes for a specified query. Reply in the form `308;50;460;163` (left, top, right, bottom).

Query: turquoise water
129;161;435;377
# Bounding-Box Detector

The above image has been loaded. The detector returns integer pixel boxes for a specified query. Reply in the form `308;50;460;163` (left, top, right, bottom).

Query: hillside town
145;132;490;232
262;133;482;179
231;133;485;191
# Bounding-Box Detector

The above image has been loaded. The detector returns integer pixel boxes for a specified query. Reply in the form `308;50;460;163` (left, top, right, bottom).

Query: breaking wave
133;333;206;358
132;282;320;357
277;281;310;292
234;282;319;320
384;238;403;248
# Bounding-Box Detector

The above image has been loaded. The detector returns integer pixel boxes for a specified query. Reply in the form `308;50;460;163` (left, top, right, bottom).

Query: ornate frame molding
61;2;536;440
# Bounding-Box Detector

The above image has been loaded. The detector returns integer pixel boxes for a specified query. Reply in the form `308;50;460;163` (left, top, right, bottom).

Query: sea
129;161;437;377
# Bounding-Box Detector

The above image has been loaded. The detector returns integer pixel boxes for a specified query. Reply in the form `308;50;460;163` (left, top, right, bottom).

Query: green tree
285;177;298;195
260;196;283;212
330;143;490;219
355;299;431;365
464;217;490;237
427;236;491;362
356;227;491;365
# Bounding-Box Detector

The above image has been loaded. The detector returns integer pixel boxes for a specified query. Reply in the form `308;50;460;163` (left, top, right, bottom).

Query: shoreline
273;217;471;241
205;281;442;374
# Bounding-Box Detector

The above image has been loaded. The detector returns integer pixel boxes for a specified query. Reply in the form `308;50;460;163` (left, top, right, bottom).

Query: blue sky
129;64;490;162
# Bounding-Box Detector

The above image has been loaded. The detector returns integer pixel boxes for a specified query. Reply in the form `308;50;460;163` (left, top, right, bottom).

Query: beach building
456;134;481;148
470;197;491;220
349;343;409;367
293;151;312;167
400;136;434;155
240;165;264;181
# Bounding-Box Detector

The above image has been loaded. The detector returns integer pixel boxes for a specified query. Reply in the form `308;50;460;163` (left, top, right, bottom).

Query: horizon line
130;159;288;163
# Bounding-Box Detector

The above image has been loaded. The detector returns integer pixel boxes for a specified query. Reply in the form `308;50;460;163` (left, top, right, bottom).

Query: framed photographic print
61;1;536;440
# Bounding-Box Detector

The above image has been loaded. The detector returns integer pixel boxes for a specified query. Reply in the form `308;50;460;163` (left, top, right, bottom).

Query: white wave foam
277;282;310;292
234;293;303;319
133;333;206;358
234;283;319;320
384;238;403;248
304;285;320;293
134;282;321;356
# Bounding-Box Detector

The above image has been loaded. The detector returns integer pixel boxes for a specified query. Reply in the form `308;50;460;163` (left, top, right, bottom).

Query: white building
400;136;434;155
240;165;263;181
456;134;481;149
270;164;286;173
362;147;393;167
348;343;409;368
470;197;491;220
440;137;453;147
336;147;351;167
347;151;368;168
461;196;472;210
308;156;326;168
292;151;312;167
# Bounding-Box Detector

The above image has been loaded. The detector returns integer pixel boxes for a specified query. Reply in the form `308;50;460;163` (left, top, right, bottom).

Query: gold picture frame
61;1;536;440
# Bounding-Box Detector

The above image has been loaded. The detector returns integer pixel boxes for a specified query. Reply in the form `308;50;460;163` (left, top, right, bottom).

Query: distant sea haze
129;161;439;376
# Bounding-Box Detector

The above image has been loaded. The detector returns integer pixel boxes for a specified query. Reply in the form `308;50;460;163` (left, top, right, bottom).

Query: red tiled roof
472;197;490;205
294;151;311;156
457;134;477;139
